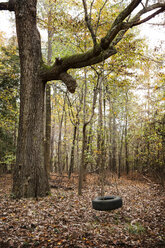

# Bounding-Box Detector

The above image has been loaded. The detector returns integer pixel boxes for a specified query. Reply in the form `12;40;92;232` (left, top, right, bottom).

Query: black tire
92;195;122;211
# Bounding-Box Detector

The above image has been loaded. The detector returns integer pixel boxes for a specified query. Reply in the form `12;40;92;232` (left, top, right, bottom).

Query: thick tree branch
40;46;117;84
0;2;8;10
41;0;165;91
59;72;77;93
0;0;15;11
111;0;141;28
100;0;141;50
100;1;165;49
62;46;117;69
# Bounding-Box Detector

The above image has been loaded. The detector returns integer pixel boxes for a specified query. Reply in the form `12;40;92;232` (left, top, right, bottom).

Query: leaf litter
0;173;164;248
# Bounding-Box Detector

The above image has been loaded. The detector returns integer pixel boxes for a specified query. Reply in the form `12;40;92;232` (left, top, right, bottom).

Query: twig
82;0;97;46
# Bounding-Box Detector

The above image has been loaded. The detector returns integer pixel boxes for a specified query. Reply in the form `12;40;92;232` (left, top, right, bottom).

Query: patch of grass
22;241;31;247
126;222;146;235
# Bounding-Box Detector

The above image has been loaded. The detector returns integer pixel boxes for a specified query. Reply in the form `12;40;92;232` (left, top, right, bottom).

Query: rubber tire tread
92;195;122;211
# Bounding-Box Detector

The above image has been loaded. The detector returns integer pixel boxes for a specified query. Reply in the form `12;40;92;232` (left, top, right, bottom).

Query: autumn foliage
0;173;164;247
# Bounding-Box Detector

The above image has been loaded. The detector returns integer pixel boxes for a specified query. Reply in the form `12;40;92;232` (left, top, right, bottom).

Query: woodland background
0;0;164;187
0;1;165;247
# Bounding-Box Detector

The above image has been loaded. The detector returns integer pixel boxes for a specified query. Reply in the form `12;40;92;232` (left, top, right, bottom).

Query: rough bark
12;1;49;198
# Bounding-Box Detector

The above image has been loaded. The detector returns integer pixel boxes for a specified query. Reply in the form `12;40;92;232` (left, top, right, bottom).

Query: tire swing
92;169;123;211
92;195;122;211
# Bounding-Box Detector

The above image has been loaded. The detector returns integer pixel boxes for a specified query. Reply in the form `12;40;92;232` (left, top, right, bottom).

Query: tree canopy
0;0;165;91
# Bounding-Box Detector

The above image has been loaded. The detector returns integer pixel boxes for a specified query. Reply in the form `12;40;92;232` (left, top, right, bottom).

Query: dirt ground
0;173;165;247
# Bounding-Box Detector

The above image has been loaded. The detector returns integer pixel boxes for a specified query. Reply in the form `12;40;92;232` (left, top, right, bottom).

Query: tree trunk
44;5;53;176
76;123;80;173
112;107;117;173
118;127;124;178
161;115;165;186
50;85;57;172
96;76;103;171
125;91;129;175
12;1;49;198
57;93;66;174
78;68;87;195
78;68;98;195
108;98;112;171
94;72;106;195
63;108;68;172
86;123;93;171
78;123;87;195
45;85;51;175
68;125;77;179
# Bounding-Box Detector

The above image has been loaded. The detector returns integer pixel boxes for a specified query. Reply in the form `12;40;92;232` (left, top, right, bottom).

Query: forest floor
0;173;165;248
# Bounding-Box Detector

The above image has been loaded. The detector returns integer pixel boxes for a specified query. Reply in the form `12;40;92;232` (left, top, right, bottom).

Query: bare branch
112;29;128;46
145;0;149;8
89;0;95;20
132;7;165;27
130;2;165;24
95;0;109;35
85;74;99;126
140;1;145;9
66;94;77;126
82;0;97;46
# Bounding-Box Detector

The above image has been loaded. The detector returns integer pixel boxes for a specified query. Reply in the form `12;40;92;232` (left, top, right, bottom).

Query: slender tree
57;93;66;174
44;0;53;176
78;70;99;195
125;89;129;175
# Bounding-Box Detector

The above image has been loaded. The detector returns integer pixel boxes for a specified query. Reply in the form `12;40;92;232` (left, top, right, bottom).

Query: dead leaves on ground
0;174;165;247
